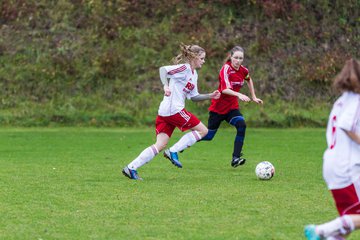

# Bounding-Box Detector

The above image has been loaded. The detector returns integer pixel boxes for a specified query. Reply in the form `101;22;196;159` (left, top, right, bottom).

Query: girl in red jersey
122;44;220;180
202;46;263;167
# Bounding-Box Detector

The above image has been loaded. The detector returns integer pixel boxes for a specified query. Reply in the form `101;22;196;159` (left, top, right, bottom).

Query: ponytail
172;43;205;64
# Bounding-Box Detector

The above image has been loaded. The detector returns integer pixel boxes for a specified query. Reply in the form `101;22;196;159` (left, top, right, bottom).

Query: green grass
1;128;359;240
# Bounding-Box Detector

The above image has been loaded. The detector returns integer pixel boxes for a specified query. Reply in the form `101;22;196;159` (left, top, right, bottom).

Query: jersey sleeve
338;100;360;133
219;64;232;92
164;64;189;81
243;66;250;81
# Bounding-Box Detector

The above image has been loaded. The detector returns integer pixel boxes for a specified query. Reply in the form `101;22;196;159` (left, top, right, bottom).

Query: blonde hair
224;46;244;64
333;58;360;94
172;43;205;64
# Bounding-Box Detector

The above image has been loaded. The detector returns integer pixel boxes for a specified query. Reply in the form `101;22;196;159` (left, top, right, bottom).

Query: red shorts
331;179;360;215
155;109;201;137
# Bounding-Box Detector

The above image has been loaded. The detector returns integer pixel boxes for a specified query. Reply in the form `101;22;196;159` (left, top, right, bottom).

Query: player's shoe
122;166;142;180
304;225;323;240
164;149;182;168
231;154;246;168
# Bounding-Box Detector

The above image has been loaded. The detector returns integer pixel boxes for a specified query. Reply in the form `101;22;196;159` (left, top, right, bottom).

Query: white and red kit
323;91;360;214
156;63;200;137
126;63;203;172
208;61;250;114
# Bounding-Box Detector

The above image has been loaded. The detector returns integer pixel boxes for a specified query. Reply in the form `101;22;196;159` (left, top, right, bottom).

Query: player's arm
191;90;220;102
159;66;171;96
222;88;250;102
344;130;360;144
219;65;250;102
245;78;263;104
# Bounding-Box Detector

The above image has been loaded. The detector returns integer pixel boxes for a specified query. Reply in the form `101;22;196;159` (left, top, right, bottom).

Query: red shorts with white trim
331;180;360;215
155;109;201;137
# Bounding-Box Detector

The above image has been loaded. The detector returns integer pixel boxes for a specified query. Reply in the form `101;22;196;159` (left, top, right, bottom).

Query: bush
0;0;358;126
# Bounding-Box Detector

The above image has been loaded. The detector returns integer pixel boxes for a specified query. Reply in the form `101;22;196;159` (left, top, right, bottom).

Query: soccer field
1;128;359;240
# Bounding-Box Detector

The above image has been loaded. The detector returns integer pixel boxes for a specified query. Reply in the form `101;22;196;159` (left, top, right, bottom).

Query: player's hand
211;90;221;99
238;93;251;102
164;85;171;96
252;97;263;104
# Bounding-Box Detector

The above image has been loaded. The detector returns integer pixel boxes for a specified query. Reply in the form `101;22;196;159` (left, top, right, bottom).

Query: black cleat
231;154;246;168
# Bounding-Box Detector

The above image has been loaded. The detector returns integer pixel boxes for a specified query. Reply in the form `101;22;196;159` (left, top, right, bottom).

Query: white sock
316;215;355;237
326;236;345;240
170;130;201;153
128;145;159;170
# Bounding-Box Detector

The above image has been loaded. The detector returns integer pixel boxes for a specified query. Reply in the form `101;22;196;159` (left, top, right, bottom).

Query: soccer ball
255;161;275;180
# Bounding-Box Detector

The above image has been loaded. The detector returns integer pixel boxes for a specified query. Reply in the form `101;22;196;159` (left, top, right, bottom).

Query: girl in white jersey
122;44;220;180
305;58;360;240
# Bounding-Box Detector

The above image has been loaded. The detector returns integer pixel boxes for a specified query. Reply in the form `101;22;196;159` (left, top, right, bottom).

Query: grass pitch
1;128;359;240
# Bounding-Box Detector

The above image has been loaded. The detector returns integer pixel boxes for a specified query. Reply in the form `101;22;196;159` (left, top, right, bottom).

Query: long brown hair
333;58;360;94
223;46;244;64
172;43;205;64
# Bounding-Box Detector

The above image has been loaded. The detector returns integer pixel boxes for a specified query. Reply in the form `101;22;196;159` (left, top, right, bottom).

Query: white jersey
158;63;199;116
323;91;360;189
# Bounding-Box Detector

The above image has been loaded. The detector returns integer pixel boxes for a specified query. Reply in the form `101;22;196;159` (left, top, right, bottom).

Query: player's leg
227;109;246;167
305;182;360;239
325;215;360;239
127;132;169;168
123;116;173;180
164;110;203;168
305;215;357;240
201;111;223;141
165;124;204;168
123;141;161;180
154;132;170;152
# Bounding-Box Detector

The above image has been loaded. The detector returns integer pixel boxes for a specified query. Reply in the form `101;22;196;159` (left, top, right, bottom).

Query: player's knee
198;128;208;138
156;143;167;151
202;129;217;141
231;117;246;129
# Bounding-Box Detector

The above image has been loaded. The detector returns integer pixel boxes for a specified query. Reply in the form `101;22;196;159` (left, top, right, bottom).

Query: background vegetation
0;0;359;127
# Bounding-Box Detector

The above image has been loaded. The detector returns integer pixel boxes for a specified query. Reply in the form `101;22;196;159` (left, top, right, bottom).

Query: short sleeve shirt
209;62;250;114
158;63;199;116
323;91;360;189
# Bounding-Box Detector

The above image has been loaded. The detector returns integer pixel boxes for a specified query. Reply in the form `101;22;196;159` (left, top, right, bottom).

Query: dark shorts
207;109;244;130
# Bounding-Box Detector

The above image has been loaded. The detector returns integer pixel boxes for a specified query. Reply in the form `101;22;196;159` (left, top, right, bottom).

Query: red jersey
209;61;250;114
